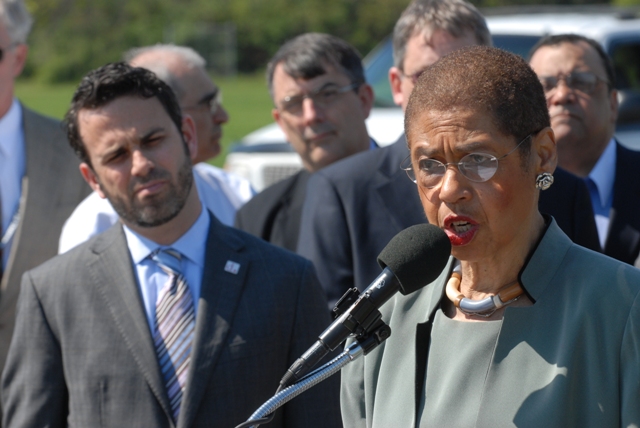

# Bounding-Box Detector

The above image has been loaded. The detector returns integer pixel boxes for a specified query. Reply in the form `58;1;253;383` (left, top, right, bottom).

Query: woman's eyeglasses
401;134;532;189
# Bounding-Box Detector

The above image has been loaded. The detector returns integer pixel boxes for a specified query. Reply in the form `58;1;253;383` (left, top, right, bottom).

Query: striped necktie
151;249;195;423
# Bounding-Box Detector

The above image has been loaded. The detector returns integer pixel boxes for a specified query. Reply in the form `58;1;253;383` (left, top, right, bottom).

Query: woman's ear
532;127;557;174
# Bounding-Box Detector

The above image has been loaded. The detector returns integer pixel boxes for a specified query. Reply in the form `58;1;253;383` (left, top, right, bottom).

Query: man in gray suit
2;63;340;427
0;0;90;380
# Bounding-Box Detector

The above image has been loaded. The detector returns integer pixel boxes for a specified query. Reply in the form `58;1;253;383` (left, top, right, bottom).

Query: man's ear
609;88;619;125
389;67;405;107
181;115;198;162
272;106;281;125
79;163;106;198
532;127;557;175
356;83;375;119
11;44;28;78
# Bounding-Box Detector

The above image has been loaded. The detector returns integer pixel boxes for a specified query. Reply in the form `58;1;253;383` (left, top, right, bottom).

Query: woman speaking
341;46;640;427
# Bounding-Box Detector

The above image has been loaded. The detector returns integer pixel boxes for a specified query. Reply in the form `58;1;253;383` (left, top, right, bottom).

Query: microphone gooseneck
280;224;451;387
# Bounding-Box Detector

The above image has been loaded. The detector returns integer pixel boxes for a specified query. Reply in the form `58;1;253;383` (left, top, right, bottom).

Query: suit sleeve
282;261;343;428
297;172;354;309
2;271;68;428
620;290;640;427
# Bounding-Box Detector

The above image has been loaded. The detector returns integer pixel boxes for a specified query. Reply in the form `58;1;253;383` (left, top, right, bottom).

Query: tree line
24;0;637;83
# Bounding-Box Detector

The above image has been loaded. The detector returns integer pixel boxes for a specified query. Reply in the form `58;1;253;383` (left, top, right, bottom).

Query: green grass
14;72;275;168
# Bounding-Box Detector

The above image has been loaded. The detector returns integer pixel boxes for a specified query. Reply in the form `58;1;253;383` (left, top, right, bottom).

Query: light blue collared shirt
123;205;209;333
369;138;378;150
585;138;616;249
0;99;25;270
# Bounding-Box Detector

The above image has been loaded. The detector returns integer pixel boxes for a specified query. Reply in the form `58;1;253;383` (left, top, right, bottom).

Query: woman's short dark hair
64;62;183;166
405;46;550;161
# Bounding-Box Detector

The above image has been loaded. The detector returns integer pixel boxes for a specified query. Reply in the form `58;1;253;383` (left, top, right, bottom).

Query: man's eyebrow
198;88;219;104
140;127;166;142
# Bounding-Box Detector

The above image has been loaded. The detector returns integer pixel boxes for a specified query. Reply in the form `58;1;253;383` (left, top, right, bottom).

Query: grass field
15;72;275;168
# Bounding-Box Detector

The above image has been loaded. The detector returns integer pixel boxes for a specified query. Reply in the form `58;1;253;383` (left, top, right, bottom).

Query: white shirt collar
123;202;209;268
588;138;616;209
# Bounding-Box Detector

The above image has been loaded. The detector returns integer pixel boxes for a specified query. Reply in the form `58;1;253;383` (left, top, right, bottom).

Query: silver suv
226;8;640;191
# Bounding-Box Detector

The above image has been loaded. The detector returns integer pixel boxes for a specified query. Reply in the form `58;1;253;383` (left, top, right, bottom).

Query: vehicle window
491;35;540;59
610;41;640;90
364;34;543;108
364;37;396;107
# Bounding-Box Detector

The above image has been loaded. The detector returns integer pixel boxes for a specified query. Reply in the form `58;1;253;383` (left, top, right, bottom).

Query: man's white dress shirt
58;163;254;254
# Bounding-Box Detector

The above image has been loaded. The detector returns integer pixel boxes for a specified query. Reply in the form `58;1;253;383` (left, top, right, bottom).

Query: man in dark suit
0;0;90;380
530;34;640;265
297;0;600;308
234;33;375;251
1;63;340;428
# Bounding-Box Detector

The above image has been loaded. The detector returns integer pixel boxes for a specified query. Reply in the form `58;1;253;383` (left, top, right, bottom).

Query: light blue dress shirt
585;138;616;249
123;205;209;333
0;99;25;270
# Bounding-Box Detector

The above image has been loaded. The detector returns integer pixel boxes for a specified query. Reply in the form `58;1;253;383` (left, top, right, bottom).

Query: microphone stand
235;321;391;428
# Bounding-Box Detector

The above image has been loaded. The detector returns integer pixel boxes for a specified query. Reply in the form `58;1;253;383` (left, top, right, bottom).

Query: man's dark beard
100;155;194;228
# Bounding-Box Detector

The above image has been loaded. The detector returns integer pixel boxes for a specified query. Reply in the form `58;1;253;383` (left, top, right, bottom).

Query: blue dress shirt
0;99;25;270
123;205;209;333
585;138;616;249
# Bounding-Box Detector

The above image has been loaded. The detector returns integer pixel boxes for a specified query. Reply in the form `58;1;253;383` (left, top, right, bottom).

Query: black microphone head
377;224;451;295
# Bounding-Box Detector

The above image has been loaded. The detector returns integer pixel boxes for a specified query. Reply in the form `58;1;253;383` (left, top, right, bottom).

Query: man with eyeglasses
0;0;91;385
529;34;640;265
234;32;375;251
297;0;600;311
58;44;255;253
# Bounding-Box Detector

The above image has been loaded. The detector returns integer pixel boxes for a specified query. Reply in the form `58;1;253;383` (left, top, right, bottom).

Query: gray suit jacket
0;106;90;376
2;213;342;428
341;220;640;427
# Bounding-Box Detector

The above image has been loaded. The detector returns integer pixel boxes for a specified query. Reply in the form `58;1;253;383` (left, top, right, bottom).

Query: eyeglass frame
182;89;223;116
401;133;534;189
277;82;361;115
538;71;610;97
400;68;426;85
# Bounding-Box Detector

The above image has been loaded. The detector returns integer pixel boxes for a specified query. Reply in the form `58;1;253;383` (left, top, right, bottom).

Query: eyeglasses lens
403;154;499;188
540;72;599;95
281;83;357;115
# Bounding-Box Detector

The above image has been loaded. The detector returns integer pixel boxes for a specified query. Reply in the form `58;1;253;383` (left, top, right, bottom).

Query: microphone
280;223;451;387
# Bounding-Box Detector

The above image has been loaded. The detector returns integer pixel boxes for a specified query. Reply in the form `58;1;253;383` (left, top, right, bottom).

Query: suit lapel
89;226;174;422
375;137;426;232
179;214;249;428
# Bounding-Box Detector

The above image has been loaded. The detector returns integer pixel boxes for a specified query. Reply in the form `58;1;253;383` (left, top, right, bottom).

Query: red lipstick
443;215;479;246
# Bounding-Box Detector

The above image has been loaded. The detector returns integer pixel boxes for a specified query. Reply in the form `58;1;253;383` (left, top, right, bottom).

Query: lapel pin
224;260;241;274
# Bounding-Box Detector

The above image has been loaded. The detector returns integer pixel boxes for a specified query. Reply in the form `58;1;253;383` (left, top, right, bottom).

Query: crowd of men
0;0;637;426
